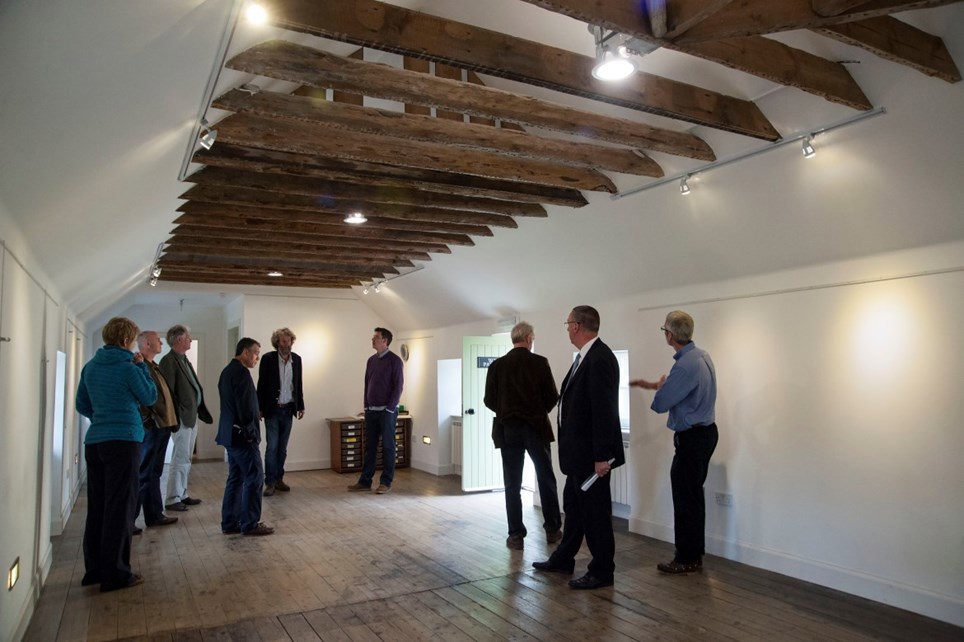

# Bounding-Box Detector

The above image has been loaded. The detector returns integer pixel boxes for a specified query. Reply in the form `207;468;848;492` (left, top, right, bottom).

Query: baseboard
284;459;329;472
629;517;964;628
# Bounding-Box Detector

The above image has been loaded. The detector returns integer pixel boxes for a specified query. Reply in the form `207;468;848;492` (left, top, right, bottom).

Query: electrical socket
715;492;733;507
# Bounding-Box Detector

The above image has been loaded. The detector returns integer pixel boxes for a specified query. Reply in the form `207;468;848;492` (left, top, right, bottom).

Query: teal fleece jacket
76;345;157;444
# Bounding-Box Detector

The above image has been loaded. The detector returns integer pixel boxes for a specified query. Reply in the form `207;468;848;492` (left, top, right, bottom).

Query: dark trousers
83;440;139;590
500;418;561;537
264;405;295;485
222;442;264;532
550;473;615;580
671;423;719;564
138;427;172;524
359;408;398;487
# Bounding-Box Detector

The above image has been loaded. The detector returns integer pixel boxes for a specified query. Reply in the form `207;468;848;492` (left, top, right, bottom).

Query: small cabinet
327;415;412;473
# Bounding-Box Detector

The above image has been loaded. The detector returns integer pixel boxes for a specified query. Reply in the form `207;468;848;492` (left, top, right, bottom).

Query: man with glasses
532;306;624;590
631;310;718;574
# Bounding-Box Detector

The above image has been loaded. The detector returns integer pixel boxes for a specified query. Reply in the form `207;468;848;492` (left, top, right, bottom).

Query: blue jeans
138;427;172;524
264;406;294;485
500;417;562;538
358;409;398;488
222;442;264;532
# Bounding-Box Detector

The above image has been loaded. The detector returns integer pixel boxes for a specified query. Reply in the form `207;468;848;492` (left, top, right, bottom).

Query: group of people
76;306;713;594
74;321;311;591
484;306;718;590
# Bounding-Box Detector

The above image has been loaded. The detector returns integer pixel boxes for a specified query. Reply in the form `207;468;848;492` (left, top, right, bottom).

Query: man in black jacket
484;321;561;550
532;306;625;590
257;327;305;496
217;338;273;536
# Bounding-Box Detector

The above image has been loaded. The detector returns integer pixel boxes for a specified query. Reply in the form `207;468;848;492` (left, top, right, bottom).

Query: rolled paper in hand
580;458;616;491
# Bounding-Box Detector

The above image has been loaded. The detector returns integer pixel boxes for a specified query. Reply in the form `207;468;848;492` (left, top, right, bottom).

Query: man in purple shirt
347;327;404;494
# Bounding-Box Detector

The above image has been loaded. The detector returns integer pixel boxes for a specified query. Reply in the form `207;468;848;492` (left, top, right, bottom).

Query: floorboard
23;462;963;641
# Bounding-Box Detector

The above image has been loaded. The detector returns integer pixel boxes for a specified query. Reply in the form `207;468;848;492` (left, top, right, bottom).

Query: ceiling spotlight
802;136;816;159
680;175;691;196
198;117;217;150
362;285;370;295
151;266;162;278
344;212;368;224
374;282;382;293
245;2;268;25
267;270;283;277
592;43;636;81
149;276;158;287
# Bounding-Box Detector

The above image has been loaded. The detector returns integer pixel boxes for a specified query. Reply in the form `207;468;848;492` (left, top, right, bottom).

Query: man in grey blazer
533;305;625;590
159;324;212;511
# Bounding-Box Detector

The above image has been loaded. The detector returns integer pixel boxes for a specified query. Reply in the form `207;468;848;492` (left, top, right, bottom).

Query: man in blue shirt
632;310;718;574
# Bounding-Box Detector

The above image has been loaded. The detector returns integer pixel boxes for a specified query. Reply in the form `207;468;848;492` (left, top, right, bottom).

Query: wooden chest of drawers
327;415;412;473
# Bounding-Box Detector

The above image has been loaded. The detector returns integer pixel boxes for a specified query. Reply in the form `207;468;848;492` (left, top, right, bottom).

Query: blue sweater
76;345;157;444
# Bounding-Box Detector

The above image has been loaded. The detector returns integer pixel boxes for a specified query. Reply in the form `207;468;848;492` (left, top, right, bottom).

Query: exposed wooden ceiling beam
649;0;736;39
170;221;472;248
813;0;875;16
520;0;873;110
159;269;358;288
213;88;670;173
188;166;545;218
213;111;618;192
159;257;397;278
226;41;719;156
163;237;432;263
192;145;584;208
163;247;418;270
169;226;454;254
173;209;494;238
814;16;961;82
671;0;963;44
180;185;519;230
266;0;776;139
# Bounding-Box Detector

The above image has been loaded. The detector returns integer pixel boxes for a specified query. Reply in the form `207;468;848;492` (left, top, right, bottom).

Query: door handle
464;408;475;415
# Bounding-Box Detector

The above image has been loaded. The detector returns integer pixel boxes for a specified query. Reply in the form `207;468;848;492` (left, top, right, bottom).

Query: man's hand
297;410;305;420
594;460;612;477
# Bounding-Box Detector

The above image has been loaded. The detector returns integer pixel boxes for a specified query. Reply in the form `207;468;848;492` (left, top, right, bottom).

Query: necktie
572;353;582;372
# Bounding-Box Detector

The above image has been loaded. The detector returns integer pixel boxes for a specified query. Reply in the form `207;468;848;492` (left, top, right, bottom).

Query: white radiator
611;440;631;507
451;418;463;474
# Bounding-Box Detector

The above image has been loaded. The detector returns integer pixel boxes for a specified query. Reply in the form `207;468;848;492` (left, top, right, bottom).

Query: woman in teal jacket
76;317;156;592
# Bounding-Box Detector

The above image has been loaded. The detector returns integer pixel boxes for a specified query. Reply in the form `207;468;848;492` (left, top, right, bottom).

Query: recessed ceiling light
245;3;268;25
267;271;283;277
345;212;367;224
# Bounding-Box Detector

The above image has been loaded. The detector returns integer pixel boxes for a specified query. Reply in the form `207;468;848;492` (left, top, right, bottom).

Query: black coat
256;351;305;418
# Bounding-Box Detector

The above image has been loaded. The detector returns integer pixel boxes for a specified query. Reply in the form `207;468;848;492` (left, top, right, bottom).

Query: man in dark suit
217;338;273;536
257;327;305;496
484;321;562;550
159;324;213;512
533;305;625;590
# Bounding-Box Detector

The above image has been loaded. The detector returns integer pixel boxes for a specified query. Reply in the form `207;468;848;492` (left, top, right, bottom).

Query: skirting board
630;517;964;628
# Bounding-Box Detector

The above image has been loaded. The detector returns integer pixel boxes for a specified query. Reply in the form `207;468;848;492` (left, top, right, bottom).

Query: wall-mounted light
421;436;432;445
344;212;367;224
802;135;816;159
680;175;691;196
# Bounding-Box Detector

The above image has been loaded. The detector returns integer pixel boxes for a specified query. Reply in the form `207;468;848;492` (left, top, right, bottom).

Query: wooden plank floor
24;462;962;641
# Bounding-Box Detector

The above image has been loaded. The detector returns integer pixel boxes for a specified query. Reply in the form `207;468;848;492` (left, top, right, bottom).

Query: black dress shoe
146;516;178;527
132;527;143;536
569;573;613;590
181;496;202;506
657;558;703;574
165;502;188;512
532;560;574;574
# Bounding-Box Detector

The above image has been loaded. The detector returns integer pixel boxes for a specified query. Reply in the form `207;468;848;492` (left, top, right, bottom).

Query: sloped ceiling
1;0;963;330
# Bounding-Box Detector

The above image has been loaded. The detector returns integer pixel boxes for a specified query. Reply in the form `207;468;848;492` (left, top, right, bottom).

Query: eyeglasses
660;326;669;333
564;320;580;327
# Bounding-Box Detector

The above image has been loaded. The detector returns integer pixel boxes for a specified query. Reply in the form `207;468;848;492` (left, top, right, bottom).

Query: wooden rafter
266;0;776;139
520;0;873;110
649;0;736;39
226;42;717;157
813;0;874;16
213;111;618;192
164;237;433;262
671;0;962;44
192;145;584;208
814;16;961;82
212;88;669;173
170;225;459;253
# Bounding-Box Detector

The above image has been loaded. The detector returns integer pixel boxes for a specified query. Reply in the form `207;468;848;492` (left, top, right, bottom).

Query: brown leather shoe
242;522;274;536
275;479;290;492
263;483;276;496
546;529;562;543
506;534;524;550
346;483;370;492
375;484;391;494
